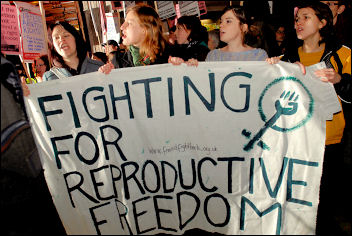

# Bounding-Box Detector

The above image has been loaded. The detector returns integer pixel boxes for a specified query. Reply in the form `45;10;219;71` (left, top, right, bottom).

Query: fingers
21;77;30;97
266;57;280;64
169;56;184;65
98;62;114;74
294;61;306;75
185;58;198;67
314;68;341;84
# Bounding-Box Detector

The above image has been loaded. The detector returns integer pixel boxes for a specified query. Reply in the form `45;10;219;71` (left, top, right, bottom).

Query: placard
24;61;340;235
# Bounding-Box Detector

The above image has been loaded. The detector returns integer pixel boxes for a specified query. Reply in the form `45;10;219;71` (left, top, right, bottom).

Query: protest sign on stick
14;1;47;62
1;4;21;55
24;61;340;235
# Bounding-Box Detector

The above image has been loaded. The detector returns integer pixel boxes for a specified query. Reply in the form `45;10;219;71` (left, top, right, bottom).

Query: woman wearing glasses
33;55;50;83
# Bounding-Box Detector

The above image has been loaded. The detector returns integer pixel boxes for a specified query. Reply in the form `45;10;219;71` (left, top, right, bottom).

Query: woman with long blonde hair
99;4;171;73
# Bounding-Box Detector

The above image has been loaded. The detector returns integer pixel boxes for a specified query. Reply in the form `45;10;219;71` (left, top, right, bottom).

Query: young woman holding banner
21;22;104;96
99;4;171;74
266;2;351;234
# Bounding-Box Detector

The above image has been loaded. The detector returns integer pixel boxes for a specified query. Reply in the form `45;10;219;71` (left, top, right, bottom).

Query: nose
57;35;65;43
120;22;126;30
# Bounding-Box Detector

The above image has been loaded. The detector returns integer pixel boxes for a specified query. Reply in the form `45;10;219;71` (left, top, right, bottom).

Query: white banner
25;61;340;235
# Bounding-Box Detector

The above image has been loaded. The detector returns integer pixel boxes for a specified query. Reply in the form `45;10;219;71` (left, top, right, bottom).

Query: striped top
205;48;268;62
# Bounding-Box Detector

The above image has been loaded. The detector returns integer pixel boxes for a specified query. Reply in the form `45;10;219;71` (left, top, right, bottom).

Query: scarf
129;45;151;66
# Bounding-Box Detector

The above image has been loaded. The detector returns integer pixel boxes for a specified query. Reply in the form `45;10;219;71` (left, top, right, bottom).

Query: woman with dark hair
33;55;50;82
169;15;210;62
266;2;351;233
43;22;104;81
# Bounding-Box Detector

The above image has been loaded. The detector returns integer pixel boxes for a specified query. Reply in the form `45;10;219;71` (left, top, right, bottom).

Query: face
219;10;246;44
276;26;285;42
120;11;146;47
175;24;190;44
52;25;77;59
295;7;326;41
35;58;46;76
105;44;118;55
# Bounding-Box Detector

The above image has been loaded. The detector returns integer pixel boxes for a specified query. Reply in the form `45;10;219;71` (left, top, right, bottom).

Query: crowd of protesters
1;1;351;235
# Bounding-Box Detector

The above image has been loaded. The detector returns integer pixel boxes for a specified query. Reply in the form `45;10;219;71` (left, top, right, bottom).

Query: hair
126;4;168;63
177;15;209;43
295;1;334;45
49;21;88;68
220;6;251;45
34;55;50;71
93;52;108;64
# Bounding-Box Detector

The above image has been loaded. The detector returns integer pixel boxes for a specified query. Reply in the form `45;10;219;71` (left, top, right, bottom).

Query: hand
294;61;306;75
266;56;281;64
21;77;30;97
185;58;199;67
314;68;341;84
98;62;115;74
266;58;306;75
168;56;184;65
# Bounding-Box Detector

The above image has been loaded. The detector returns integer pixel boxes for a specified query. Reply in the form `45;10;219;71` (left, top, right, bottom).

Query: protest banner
1;4;21;55
14;1;47;62
24;61;340;235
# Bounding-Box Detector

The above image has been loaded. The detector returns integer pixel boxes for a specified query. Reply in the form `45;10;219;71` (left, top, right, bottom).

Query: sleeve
205;50;216;62
258;49;268;61
333;46;351;103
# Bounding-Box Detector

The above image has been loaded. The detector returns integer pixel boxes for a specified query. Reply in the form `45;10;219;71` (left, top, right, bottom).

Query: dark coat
170;40;210;61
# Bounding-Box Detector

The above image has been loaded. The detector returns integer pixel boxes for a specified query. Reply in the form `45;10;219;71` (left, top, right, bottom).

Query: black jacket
170;40;210;61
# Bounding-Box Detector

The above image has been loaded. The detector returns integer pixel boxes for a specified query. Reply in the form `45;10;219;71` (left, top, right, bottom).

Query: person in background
33;55;50;83
266;2;351;234
268;23;288;56
99;4;171;73
169;15;209;63
21;21;104;96
91;52;108;64
207;29;220;51
321;0;351;48
102;39;119;57
274;25;287;55
322;1;352;219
